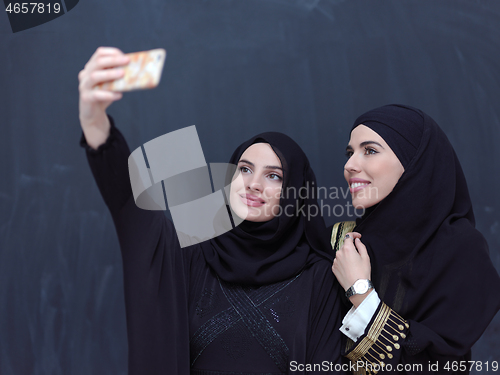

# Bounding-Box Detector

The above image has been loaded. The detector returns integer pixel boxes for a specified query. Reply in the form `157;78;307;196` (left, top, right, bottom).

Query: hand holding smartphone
79;47;167;149
96;48;167;92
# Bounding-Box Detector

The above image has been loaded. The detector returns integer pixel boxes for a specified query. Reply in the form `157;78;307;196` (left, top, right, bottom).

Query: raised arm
78;48;195;374
78;47;183;267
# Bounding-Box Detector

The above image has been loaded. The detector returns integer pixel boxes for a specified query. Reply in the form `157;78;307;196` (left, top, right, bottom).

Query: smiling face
229;143;284;222
344;125;405;209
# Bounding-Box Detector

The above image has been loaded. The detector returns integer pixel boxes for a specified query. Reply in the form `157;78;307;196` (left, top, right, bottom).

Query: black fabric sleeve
80;116;134;213
79;114;190;271
79;116;178;262
306;267;348;375
80;116;192;374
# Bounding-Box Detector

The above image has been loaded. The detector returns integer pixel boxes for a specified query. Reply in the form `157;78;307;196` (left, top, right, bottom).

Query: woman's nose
247;175;263;191
344;155;360;173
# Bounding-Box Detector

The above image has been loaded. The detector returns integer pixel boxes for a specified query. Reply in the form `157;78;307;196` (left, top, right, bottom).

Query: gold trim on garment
345;302;409;374
330;221;357;252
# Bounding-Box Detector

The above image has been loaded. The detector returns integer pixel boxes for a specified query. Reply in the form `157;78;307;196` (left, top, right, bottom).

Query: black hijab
351;104;500;356
203;132;332;285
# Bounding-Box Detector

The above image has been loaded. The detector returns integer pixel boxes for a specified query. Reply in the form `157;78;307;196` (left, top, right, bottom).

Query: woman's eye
364;147;377;155
268;173;282;181
345;151;353;158
240;166;251;173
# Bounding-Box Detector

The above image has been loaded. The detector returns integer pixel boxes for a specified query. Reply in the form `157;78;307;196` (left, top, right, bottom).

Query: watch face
354;279;369;294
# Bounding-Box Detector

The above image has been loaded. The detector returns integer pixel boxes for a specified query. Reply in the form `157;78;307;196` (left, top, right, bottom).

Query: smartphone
97;48;167;92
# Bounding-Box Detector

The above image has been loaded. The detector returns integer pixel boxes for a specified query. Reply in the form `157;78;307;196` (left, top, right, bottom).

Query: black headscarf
351;104;500;356
203;132;332;285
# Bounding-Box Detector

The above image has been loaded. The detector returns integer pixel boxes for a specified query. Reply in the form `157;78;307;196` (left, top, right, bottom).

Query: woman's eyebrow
266;165;284;172
238;159;283;171
345;141;385;151
238;159;254;166
360;141;385;149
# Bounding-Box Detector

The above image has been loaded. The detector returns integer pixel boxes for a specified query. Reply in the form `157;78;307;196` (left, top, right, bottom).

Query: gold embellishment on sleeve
345;337;355;351
330;221;356;252
345;303;409;374
345;339;367;375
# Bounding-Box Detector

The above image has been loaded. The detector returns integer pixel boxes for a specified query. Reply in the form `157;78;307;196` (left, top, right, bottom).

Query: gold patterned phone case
98;48;166;92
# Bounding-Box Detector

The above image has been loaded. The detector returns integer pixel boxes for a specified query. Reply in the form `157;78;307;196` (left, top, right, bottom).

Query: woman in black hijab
79;51;346;373
82;122;346;374
331;104;500;374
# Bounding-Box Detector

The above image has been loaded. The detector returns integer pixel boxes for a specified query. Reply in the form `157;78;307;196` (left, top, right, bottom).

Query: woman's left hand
332;232;372;307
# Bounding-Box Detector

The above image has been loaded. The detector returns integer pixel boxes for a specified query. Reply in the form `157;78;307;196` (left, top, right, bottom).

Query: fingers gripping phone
98;48;167;92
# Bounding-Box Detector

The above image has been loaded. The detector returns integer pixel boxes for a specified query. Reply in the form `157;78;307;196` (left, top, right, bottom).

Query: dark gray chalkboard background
1;1;499;374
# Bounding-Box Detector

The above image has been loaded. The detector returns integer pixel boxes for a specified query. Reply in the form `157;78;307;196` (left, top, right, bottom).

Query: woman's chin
230;204;277;223
238;211;272;223
352;199;376;210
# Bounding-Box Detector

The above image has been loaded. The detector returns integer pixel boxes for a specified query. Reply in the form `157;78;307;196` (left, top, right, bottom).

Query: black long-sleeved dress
81;121;346;375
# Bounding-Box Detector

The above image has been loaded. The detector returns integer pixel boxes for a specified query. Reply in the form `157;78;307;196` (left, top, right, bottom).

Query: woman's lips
349;179;370;193
240;194;265;207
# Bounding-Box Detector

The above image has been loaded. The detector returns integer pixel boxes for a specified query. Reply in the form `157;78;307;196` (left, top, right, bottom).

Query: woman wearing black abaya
331;104;500;374
79;48;345;374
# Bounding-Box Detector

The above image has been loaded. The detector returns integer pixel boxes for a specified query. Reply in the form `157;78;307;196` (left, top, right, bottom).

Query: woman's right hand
332;232;372;308
78;47;130;149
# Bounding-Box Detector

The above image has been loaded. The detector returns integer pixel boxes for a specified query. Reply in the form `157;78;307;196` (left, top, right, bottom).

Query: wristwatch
345;279;374;298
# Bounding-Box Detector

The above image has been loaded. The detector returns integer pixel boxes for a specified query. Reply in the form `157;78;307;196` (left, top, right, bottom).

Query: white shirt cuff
339;289;381;342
